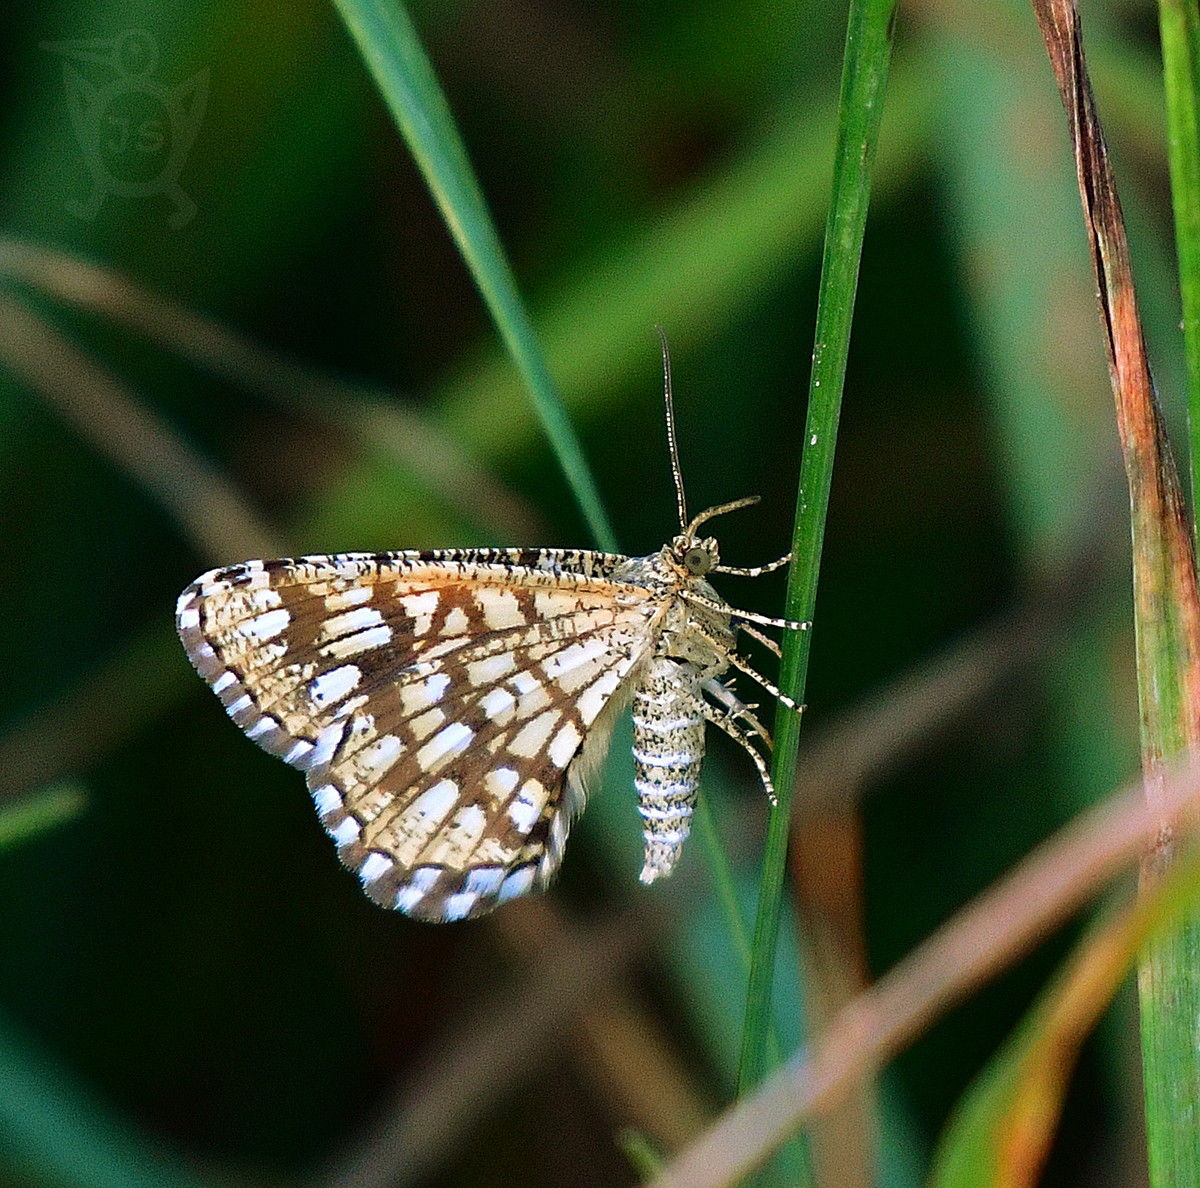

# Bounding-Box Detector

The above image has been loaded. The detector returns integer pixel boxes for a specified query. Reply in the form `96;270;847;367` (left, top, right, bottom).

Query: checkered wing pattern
176;550;661;922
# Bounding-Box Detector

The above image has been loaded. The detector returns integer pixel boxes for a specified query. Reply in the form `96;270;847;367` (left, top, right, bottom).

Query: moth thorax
672;534;720;576
631;656;707;884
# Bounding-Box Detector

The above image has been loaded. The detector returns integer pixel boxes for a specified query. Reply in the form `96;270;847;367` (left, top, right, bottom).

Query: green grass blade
693;796;755;979
432;61;937;467
1034;0;1200;1180
737;0;898;1096
1160;0;1200;513
328;0;616;551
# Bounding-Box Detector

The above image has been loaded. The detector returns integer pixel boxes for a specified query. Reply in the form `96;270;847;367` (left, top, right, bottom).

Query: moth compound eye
683;546;710;575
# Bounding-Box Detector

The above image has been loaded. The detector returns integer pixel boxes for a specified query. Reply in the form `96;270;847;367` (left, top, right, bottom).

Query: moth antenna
684;495;761;540
656;325;689;534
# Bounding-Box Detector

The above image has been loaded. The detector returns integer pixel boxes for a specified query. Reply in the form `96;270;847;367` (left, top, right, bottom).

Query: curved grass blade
929;847;1200;1187
329;0;616;551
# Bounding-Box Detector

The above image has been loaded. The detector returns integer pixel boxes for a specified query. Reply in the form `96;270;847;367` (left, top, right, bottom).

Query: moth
176;336;800;921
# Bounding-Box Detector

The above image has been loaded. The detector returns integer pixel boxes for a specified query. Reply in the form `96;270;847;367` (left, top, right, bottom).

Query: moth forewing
177;344;800;921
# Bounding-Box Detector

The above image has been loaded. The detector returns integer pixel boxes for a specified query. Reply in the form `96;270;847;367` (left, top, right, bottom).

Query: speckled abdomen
631;656;707;883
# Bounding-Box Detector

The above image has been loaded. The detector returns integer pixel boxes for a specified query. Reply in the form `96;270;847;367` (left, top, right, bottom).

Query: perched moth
177;335;800;921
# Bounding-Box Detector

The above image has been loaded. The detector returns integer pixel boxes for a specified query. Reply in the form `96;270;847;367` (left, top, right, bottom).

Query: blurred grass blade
690;798;806;1185
619;1129;666;1181
693;796;756;979
0;1009;223;1188
0;289;285;564
328;0;616;551
1032;0;1200;1181
929;845;1200;1188
433;60;938;462
649;757;1200;1188
0;238;543;544
737;0;898;1096
1159;0;1200;505
0;782;85;849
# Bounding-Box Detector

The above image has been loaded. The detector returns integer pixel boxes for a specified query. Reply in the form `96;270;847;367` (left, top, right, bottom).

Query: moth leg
699;681;777;805
701;677;772;750
681;588;809;632
715;551;792;577
736;621;781;658
722;651;802;713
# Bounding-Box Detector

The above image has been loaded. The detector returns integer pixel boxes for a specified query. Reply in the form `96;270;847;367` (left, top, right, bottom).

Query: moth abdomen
631;656;708;883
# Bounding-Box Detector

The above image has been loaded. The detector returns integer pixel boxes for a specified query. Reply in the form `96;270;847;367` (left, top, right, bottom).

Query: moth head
672;534;720;576
672;493;762;576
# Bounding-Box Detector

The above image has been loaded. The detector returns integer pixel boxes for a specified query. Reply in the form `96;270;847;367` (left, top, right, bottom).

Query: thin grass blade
737;0;898;1097
329;0;615;550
